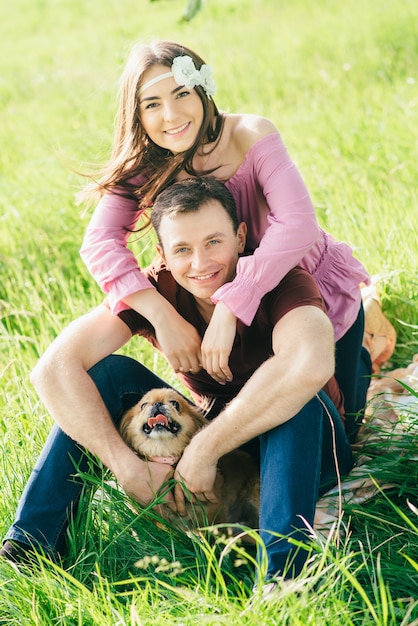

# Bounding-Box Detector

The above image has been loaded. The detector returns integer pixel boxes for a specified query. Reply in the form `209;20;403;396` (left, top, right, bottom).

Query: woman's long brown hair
78;40;224;215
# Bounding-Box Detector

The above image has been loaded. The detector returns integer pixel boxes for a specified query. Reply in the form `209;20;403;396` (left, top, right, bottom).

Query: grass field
1;0;417;623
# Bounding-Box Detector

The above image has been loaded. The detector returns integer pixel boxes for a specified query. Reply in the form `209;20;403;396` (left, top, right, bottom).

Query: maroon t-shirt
118;263;345;423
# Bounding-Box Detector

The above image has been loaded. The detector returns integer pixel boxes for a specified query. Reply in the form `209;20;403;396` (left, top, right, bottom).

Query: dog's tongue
148;414;169;428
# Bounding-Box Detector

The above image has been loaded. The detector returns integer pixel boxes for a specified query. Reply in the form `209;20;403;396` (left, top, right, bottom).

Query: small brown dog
120;388;260;530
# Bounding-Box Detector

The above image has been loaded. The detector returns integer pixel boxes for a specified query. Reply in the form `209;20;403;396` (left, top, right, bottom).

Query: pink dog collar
148;455;179;466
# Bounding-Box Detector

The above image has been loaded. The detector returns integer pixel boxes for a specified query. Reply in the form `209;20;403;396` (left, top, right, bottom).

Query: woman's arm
81;190;202;373
80;187;152;314
201;120;320;381
214;124;320;326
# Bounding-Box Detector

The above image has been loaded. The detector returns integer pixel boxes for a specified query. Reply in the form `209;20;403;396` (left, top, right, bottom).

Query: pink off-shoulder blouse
80;132;369;340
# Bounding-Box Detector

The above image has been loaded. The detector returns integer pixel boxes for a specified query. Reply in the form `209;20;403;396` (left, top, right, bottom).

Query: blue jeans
335;303;371;443
4;355;354;579
258;390;353;578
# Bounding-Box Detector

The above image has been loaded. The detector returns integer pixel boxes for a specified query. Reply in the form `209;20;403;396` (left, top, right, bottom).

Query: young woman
79;40;370;438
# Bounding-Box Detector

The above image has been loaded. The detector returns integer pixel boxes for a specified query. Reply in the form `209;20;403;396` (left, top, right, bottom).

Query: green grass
1;0;417;623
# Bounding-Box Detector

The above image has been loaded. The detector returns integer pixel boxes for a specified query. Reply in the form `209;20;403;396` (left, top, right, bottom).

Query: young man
1;177;363;587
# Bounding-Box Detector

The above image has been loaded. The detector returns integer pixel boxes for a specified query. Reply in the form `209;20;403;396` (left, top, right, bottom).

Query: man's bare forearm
30;306;137;475
187;306;335;464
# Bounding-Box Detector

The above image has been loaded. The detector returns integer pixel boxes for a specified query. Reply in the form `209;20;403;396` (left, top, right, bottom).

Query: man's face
157;200;246;303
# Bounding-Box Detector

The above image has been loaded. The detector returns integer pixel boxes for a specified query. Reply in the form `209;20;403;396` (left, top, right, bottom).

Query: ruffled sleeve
215;133;320;325
80;179;155;314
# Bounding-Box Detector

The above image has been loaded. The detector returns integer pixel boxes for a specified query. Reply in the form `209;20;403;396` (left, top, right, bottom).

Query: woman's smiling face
138;64;204;154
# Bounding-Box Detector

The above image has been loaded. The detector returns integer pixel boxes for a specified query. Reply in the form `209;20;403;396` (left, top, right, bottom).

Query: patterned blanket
314;355;418;536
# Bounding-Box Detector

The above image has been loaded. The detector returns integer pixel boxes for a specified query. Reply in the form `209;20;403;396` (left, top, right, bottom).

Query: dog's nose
150;402;165;416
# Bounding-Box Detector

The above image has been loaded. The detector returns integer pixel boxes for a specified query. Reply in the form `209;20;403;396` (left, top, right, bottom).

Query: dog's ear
119;407;134;440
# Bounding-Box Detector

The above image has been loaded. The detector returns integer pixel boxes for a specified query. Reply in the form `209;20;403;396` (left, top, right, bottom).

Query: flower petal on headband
172;56;201;89
171;55;215;98
199;64;216;97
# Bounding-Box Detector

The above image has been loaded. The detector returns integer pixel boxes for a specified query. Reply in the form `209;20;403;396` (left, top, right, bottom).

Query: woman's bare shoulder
225;113;279;154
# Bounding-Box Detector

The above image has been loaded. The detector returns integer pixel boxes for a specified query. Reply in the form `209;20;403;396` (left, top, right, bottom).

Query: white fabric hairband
139;55;215;98
138;72;173;95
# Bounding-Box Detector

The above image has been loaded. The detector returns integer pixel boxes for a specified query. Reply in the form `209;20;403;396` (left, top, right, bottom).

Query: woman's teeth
166;123;188;135
194;273;215;280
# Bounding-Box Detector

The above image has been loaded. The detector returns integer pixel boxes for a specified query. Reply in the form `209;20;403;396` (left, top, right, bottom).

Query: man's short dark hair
151;177;239;240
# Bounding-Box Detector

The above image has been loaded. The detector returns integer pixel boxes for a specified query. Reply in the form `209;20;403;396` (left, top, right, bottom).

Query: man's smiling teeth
166;123;189;135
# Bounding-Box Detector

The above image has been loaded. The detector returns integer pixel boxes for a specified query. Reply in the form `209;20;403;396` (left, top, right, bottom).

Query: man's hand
173;433;219;516
115;452;176;508
201;302;236;384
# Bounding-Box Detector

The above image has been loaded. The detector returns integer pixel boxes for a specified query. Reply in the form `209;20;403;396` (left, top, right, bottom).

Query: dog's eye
140;402;148;410
169;400;180;411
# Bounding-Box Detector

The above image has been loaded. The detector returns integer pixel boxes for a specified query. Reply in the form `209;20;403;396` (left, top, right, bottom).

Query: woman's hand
201;302;237;383
153;312;203;374
124;289;203;374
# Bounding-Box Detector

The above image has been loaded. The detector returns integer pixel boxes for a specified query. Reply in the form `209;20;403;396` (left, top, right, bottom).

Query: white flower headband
139;55;216;98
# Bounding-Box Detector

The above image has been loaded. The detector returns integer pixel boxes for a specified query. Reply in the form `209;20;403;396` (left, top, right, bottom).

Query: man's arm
31;305;174;505
174;305;335;509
